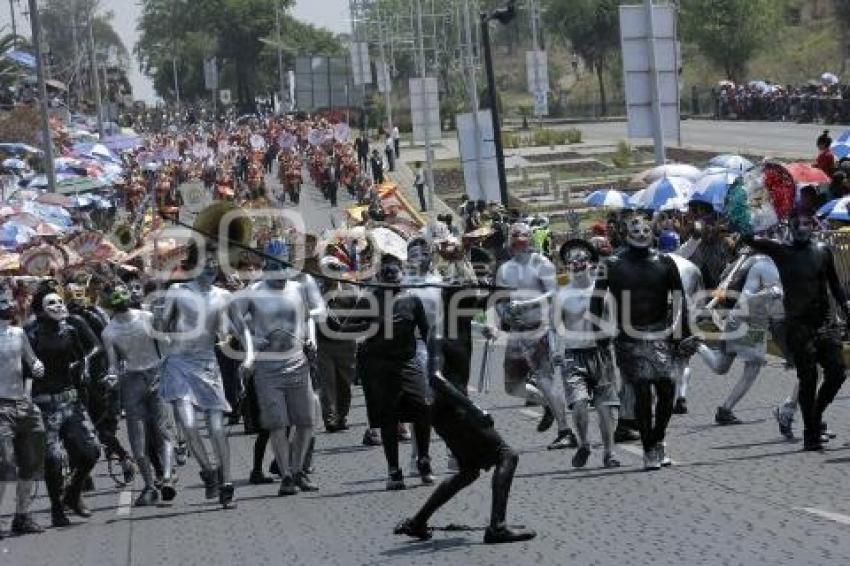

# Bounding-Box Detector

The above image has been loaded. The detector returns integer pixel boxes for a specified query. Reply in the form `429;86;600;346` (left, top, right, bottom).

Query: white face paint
42;293;68;321
626;217;653;249
510;222;532;257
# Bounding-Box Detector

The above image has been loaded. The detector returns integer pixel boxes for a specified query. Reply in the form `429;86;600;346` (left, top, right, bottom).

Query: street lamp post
481;0;516;207
87;1;105;139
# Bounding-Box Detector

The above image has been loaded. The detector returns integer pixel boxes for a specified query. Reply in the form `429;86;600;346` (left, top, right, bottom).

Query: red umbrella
785;162;830;185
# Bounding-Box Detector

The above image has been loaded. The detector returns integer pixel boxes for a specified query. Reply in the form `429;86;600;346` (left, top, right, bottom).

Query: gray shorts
254;362;314;429
0;399;45;481
121;367;163;421
562;347;619;409
615;339;673;383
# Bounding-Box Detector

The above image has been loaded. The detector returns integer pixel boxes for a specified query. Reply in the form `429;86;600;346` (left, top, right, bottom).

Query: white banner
409;77;440;144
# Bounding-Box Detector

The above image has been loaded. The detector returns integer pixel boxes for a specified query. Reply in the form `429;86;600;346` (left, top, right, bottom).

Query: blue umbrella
831;132;850;160
0;222;36;248
708;154;755;172
817;196;850;221
584;189;630;209
630;176;693;210
690;172;737;212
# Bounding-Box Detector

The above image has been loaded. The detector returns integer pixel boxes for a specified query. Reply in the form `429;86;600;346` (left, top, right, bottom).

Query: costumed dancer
239;241;320;495
660;239;705;415
361;252;434;490
493;222;576;449
696;242;784;425
554;240;620;469
27;287;102;526
156;242;254;508
591;215;696;470
745;211;849;450
0;293;46;536
101;285;177;506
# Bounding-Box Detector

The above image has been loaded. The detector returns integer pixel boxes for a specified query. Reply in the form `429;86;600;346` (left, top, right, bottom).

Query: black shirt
28;319;87;396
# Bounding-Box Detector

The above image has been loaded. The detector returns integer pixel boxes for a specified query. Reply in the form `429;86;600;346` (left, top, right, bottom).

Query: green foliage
611;141;632;169
136;0;342;105
503;128;582;149
679;0;786;81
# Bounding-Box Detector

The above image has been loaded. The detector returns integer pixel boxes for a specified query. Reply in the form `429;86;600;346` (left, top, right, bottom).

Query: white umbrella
822;72;840;86
630;176;693;210
584;189;630;209
708;154;754;172
633;164;702;185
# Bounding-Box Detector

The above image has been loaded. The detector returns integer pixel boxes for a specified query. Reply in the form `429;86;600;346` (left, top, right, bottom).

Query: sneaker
803;439;825;452
11;514;44;535
219;483;236;508
603;454;621;468
250;469;275;485
536;406;555;433
394;518;432;540
416;458;435;485
715;406;742;426
484;524;537;544
643;446;661;471
362;429;382;447
614;424;641;443
278;476;298;496
294;471;319;492
51;508;71;528
200;468;220;500
773;406;795;440
821;422;837;440
121;457;137;485
398;423;411;442
386;469;406;491
62;494;92;518
160;477;178;502
673;397;688;415
658;443;673;467
175;443;188;466
547;429;578;450
134;487;159;507
571;445;591;468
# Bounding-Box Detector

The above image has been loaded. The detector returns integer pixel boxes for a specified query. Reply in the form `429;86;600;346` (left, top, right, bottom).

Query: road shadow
379;536;472;557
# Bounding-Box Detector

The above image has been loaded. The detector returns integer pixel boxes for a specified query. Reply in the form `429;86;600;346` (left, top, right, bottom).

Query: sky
0;0;351;103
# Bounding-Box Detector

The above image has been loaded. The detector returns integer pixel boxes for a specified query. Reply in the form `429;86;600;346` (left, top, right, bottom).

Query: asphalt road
4;171;850;566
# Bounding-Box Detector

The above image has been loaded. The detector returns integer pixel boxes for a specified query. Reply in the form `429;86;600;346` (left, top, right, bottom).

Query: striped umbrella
630;176;693;210
817;196;850;221
584;189;630;209
708;154;755;172
689;171;738;212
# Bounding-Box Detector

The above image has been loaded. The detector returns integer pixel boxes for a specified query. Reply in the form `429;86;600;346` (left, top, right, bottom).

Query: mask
626;217;653;249
129;280;144;304
65;283;89;308
509;222;532;257
407;243;432;276
379;260;402;284
791;216;814;243
565;248;592;274
109;286;132;312
42;293;68;321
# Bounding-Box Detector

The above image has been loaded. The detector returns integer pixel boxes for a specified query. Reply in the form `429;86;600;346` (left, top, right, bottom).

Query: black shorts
433;403;510;471
0;399;45;481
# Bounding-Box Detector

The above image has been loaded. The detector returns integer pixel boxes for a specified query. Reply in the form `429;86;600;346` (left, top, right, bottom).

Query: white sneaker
643;447;661;471
658;443;672;467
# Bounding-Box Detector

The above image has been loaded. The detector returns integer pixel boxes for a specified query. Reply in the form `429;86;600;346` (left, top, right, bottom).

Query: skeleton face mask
129;280;144;304
406;243;432;276
790;215;814;243
42;293;68;321
626;216;653;249
0;295;16;320
509;222;532;257
565;248;593;274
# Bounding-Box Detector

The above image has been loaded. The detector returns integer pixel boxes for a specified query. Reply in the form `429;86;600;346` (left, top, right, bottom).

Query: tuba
109;222;136;253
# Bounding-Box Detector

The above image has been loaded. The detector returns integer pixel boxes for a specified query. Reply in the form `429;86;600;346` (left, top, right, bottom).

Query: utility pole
375;1;393;138
9;0;16;39
414;0;435;216
644;0;666;164
172;56;180;108
481;11;509;206
28;0;56;193
87;1;105;139
462;0;485;202
71;1;81;111
275;0;286;113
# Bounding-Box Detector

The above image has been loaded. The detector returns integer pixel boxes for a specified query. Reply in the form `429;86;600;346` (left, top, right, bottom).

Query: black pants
394;139;400;158
416;184;427;211
385;149;395;172
358;154;368;172
317;339;356;427
633;380;676;451
789;324;847;443
87;385;128;461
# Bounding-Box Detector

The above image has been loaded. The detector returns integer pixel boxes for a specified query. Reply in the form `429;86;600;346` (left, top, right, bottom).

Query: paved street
4;177;850;566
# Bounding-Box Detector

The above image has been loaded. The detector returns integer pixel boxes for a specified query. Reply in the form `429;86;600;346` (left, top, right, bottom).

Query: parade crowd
1;113;849;547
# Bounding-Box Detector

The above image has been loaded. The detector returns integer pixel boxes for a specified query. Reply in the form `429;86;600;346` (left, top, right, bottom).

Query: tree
137;0;343;106
543;0;620;116
680;0;785;82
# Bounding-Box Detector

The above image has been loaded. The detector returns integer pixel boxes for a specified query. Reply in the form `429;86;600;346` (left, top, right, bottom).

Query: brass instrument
191;201;254;268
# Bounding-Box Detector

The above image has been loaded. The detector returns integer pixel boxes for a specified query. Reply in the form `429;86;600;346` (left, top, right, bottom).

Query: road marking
116;490;132;516
520;409;541;419
796;507;850;526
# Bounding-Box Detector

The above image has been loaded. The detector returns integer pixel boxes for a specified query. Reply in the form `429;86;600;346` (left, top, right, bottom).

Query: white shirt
392;126;400;140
